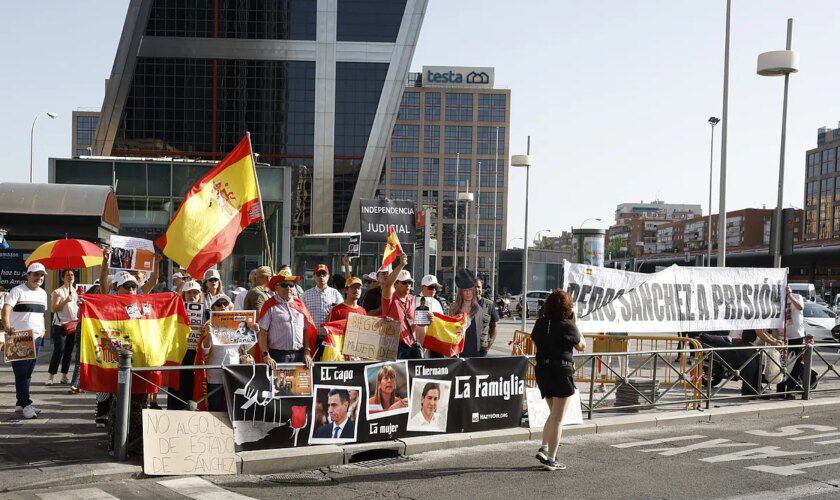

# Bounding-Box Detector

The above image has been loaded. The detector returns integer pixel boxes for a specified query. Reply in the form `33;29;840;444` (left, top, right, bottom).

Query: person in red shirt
382;253;420;359
328;277;367;322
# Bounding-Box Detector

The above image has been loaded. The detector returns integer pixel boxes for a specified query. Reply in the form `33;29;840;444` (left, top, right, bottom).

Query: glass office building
93;0;427;234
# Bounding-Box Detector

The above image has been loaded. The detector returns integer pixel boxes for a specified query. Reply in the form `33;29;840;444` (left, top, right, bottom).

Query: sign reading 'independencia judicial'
360;199;416;243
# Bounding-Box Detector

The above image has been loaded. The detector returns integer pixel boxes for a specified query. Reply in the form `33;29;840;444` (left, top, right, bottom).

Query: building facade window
391;124;419;153
441;223;465;251
423;125;439;153
390;189;417;202
822;148;836;175
445;93;473;122
424;92;440;121
806;181;818;206
398;91;420;120
75;115;99;145
807;153;817;178
478;223;502;251
477;126;505;155
834;206;840;234
442;191;456;218
390;157;418;185
444;126;472;154
806;208;817;234
478;159;504;188
337;0;407;42
477;191;503;219
146;0;318;40
422;189;439;207
423;158;439;186
477;93;505;122
443;158;471;186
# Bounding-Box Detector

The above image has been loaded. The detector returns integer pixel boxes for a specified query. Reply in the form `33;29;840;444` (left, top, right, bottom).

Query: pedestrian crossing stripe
157;477;257;499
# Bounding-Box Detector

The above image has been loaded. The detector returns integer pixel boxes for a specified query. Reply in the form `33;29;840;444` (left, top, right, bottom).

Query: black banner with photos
222;357;528;451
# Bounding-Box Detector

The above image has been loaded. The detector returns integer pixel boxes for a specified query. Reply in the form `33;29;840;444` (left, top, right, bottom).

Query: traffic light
768;208;796;256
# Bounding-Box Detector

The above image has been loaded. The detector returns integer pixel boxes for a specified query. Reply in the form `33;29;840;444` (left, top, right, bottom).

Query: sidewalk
2;346;839;493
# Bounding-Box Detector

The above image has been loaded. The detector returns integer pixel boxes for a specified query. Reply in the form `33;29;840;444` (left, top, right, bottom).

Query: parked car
789;283;816;302
516;290;551;318
803;301;838;343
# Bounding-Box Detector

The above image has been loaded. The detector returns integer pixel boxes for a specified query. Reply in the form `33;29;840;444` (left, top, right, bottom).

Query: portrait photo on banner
406;378;450;433
364;360;410;420
309;384;361;445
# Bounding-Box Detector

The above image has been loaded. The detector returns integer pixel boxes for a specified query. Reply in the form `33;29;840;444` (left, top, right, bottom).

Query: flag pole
246;132;276;272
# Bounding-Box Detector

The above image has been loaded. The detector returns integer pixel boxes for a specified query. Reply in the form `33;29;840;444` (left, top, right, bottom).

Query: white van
789;283;816;302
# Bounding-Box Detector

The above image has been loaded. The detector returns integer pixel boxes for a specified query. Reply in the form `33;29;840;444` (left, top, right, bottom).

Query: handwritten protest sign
342;313;400;361
210;310;257;346
3;329;36;362
142;410;236;475
186;303;204;350
109;235;156;273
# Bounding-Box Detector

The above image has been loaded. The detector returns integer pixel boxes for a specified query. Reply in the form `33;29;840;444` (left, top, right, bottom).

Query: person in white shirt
1;263;49;419
47;269;80;385
415;275;444;347
301;264;343;360
778;288;806;395
200;294;240;412
408;382;446;432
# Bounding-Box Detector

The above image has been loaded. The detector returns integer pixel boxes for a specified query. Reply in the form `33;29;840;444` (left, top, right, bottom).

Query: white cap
115;271;138;288
203;269;221;281
233;286;246;295
210;294;231;308
421;274;439;287
182;280;201;293
173;272;184;279
364;272;377;281
26;262;46;274
396;270;413;283
377;264;392;274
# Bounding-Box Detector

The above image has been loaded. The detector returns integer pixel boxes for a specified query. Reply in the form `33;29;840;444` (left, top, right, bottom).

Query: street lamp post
490;126;501;300
508;237;523;248
512;137;532;332
717;0;732;267
459;187;474;271
707;117;720;266
534;228;551;247
758;19;799;269
453;153;460;294
30;111;58;183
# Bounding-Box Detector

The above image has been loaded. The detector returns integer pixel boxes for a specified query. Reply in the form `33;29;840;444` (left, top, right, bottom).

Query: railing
511;331;840;419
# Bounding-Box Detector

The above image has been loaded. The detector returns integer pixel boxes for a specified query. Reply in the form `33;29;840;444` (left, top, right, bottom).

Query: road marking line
642;438;754;457
789;431;840;441
748;457;840;476
157;477;256;500
37;488;118;500
815;438;840;445
612;434;706;449
716;479;840;499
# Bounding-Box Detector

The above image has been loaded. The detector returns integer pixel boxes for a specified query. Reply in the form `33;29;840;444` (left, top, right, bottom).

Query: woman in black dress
531;289;586;471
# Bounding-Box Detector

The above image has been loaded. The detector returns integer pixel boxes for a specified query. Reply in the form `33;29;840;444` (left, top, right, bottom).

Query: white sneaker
15;405;41;414
21;405;38;419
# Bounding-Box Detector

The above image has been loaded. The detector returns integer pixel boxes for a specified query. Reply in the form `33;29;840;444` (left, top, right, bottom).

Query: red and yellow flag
156;134;263;278
422;312;467;357
78;293;190;394
379;225;402;272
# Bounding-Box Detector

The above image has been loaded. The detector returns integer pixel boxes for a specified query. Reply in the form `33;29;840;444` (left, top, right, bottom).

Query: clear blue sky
2;1;839;246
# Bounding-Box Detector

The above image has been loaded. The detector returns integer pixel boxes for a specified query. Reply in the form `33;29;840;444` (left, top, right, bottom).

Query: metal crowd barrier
112;337;840;461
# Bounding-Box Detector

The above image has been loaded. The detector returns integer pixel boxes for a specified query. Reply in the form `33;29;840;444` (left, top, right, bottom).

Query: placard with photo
364;360;410;420
308;384;361;445
406;378;450;433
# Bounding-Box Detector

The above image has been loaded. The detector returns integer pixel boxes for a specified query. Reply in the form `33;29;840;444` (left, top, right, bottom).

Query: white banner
563;261;787;333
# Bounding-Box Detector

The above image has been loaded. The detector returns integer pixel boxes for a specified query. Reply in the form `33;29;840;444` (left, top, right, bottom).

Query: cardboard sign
186;302;205;350
109;235;156;273
526;387;582;428
210;310;257;346
142;410;236;475
342;313;400;361
3;329;36;362
347;233;361;259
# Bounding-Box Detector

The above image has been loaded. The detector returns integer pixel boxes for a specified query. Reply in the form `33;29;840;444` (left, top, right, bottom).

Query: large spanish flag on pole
156;134;264;278
78;293;190;394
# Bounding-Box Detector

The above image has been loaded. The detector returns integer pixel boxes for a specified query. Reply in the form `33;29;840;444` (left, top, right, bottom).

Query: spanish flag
379;225;402;272
78;293;190;394
156;134;263;278
422;312;467;357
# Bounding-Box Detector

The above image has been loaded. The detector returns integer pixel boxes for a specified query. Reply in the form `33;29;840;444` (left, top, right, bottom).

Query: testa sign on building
422;66;495;88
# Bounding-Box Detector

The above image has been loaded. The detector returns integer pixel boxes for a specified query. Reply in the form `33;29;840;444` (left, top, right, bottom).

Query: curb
10;397;840;490
238;396;840;473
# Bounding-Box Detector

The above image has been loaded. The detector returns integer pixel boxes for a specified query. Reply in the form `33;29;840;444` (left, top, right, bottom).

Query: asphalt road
13;410;840;499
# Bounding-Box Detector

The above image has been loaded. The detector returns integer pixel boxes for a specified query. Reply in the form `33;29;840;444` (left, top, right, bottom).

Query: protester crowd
0;246;812;471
